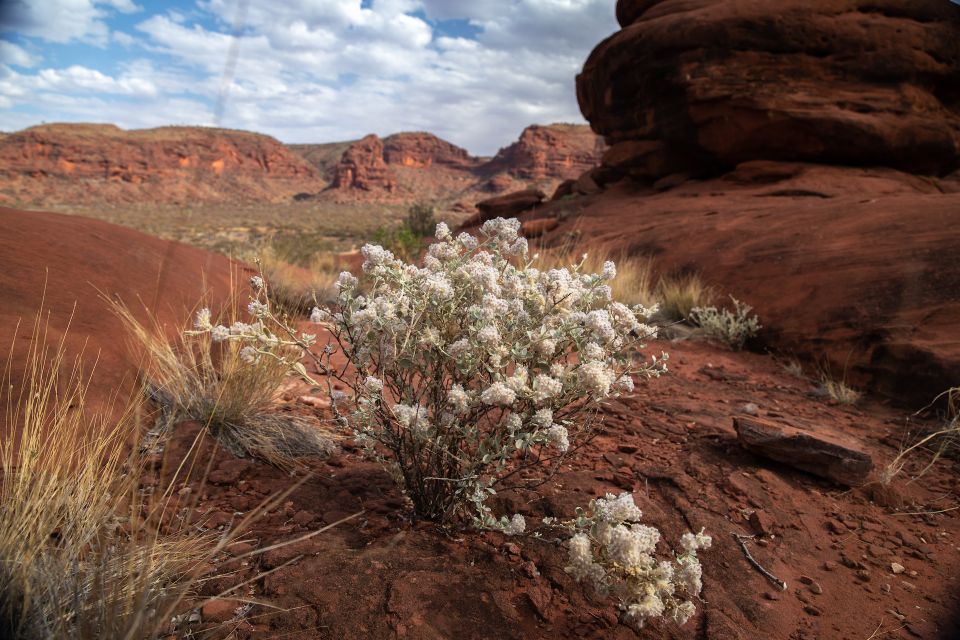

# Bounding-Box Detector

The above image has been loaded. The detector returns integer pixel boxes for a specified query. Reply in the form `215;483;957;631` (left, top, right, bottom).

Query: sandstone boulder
476;189;546;221
733;416;873;486
520;217;560;238
578;0;960;179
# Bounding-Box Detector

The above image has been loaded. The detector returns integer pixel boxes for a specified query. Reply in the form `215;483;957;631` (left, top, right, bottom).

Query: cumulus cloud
0;0;618;154
0;40;39;67
1;0;141;46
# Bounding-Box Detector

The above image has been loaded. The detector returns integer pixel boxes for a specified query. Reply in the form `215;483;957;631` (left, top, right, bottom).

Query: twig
732;533;787;591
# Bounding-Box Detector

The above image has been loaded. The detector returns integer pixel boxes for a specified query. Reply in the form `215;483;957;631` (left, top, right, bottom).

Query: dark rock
551;179;577;200
476;188;546;221
733;416;873;486
579;0;960;178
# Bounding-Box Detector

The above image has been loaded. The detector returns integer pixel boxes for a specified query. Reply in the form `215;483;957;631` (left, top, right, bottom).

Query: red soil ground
161;336;960;640
0;206;248;418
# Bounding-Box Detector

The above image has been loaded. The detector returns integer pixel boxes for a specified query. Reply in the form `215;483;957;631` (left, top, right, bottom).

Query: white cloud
0;0;619;154
0;40;39;67
1;0;141;46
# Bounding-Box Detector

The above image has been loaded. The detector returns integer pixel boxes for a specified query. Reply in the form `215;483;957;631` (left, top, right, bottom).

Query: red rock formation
383;132;478;169
483;124;604;181
331;134;397;192
502;163;960;407
578;0;960;179
0;124;323;204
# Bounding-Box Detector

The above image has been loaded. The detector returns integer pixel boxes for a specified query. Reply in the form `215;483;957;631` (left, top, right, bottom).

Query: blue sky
0;0;619;155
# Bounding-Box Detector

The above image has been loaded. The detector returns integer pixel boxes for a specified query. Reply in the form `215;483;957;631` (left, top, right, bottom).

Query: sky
0;0;619;155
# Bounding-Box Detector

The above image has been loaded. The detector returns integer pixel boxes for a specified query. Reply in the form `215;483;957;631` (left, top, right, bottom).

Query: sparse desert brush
656;272;714;322
259;246;340;314
880;386;959;485
370;201;439;261
195;218;667;526
115;302;334;469
0;318;214;639
689;296;761;350
534;247;658;309
781;358;805;379
819;375;861;405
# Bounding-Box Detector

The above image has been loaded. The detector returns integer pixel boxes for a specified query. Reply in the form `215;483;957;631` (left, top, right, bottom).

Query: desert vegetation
689;296;761;350
186;218;718;630
117;303;335;470
0;319;218;639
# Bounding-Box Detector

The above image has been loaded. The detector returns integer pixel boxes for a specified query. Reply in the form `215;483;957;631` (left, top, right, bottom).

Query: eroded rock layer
577;0;960;179
0;124;322;204
484;124;605;181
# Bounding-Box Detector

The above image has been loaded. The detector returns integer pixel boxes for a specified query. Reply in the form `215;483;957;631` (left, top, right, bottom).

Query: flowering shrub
194;218;666;525
565;492;711;632
324;219;666;524
689;296;760;350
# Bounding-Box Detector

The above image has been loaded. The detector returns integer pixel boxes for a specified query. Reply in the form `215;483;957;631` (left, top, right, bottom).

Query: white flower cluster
565;493;711;632
325;218;667;523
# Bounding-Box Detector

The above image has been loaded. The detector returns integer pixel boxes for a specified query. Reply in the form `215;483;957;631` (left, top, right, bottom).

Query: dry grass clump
259;247;340;315
116;304;334;469
533;248;658;308
532;246;716;322
820;376;862;405
656;272;714;322
0;319;213;639
881;386;960;485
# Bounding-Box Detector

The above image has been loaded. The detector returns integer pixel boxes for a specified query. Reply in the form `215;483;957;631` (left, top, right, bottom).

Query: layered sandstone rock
0;124;322;204
578;0;960;179
383;132;478;169
483;124;605;181
331;134;397;192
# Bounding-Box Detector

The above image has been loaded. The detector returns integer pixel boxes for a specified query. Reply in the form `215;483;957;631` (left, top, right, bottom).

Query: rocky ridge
0;124;322;205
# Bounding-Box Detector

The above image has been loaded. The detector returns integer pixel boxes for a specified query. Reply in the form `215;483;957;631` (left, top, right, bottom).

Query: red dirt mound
0;206;247;416
0;124;323;206
510;163;960;408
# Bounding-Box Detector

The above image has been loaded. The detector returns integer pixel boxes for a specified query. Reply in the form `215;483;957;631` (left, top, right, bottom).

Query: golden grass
532;247;659;308
656;272;715;322
115;303;334;470
259;247;340;315
0;315;214;639
820;376;862;405
881;386;960;485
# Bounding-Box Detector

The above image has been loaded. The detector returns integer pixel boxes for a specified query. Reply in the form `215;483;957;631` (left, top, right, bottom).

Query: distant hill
0;124;323;206
0;122;604;210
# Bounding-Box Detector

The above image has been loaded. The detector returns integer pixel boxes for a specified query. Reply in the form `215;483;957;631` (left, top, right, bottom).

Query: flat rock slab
733;415;873;486
476;188;546;221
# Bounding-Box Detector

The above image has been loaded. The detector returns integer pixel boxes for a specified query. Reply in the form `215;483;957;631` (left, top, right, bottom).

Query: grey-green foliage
689;296;761;350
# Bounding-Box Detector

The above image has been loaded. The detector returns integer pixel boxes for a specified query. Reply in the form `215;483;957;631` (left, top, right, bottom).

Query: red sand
162;338;960;639
0;206;249;417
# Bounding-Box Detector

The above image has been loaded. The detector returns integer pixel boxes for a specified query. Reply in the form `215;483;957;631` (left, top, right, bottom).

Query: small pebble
890;562;905;574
